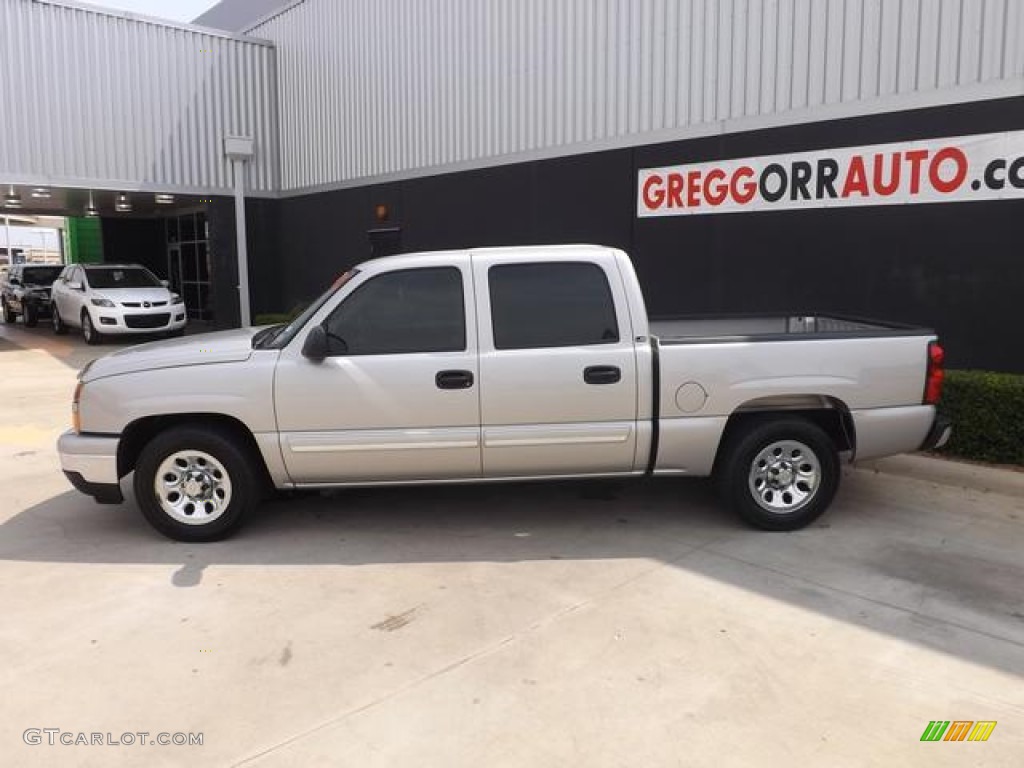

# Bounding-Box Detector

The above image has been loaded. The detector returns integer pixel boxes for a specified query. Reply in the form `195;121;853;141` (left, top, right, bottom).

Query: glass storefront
166;212;211;322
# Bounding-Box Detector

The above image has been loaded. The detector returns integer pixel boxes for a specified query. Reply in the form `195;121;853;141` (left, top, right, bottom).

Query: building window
166;212;211;322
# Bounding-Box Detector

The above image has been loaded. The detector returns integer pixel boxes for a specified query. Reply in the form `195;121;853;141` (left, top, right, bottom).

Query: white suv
51;264;187;344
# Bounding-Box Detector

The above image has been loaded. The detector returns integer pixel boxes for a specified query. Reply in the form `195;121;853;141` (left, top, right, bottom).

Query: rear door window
488;262;620;350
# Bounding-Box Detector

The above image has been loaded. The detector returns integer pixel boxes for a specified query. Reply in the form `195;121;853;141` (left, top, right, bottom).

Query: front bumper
90;304;187;335
57;430;124;504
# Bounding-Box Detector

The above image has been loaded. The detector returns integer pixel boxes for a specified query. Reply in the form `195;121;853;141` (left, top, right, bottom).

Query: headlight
171;293;185;305
91;297;115;308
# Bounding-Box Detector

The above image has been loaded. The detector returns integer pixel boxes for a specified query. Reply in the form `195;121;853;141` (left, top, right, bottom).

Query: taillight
924;341;944;405
72;380;83;433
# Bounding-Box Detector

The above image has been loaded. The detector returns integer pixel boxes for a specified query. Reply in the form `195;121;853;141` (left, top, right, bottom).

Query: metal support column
224;136;255;328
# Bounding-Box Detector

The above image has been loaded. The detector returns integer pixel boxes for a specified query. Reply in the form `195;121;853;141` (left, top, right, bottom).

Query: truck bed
650;314;931;344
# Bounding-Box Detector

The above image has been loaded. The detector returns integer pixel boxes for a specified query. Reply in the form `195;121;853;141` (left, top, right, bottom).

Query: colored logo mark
920;721;997;742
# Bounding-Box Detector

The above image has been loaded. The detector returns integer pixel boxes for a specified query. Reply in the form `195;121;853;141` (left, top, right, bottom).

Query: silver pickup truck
58;245;950;541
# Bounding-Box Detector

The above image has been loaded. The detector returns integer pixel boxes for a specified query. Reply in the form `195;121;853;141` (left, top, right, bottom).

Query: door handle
436;370;474;390
584;366;622;385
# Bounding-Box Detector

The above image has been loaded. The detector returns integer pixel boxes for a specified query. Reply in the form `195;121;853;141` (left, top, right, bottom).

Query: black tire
23;304;38;327
134;425;259;542
81;310;103;345
52;306;68;335
1;298;15;324
716;417;840;531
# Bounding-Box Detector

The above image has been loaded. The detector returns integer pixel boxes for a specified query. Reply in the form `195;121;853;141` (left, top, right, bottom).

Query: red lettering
905;149;929;194
642;175;666;210
730;166;757;204
929;147;968;193
686;170;703;207
872;153;901;196
705;169;728;205
667;173;685;208
841;156;869;197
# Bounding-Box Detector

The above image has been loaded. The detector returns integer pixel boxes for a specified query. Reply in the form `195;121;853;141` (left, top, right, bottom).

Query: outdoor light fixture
115;193;132;213
30;187;52;199
3;186;22;209
85;191;99;217
155;194;175;204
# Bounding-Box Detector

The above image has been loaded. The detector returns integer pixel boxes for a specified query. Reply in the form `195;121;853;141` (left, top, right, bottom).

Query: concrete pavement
1;320;1022;767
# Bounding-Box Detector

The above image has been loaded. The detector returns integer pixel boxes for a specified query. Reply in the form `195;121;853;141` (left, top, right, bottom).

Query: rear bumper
919;415;953;452
25;297;53;316
851;405;949;462
58;430;124;504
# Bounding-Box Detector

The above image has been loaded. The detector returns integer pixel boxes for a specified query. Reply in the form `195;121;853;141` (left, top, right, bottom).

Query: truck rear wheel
1;298;14;324
717;417;839;531
133;425;258;541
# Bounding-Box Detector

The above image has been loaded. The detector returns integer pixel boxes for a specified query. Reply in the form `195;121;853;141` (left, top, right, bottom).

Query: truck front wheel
134;425;258;541
717;418;839;531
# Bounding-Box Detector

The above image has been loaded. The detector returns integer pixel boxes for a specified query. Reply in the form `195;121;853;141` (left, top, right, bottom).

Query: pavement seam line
229;540;713;766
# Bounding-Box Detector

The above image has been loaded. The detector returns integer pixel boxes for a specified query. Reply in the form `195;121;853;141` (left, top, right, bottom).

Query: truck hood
81;328;262;382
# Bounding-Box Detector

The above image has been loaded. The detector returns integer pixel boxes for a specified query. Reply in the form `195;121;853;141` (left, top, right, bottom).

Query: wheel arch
117;414;275;494
713;395;856;475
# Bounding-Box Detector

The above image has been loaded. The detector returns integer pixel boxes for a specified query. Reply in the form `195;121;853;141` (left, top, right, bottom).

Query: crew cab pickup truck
58;245;950;541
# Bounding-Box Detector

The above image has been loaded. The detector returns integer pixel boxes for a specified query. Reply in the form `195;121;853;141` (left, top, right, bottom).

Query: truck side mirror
160;280;170;288
302;325;329;361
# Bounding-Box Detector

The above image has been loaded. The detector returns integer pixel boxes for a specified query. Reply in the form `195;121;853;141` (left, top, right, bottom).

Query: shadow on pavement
2;471;1023;677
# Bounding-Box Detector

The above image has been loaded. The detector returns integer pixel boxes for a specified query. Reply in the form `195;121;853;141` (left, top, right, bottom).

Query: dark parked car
1;264;64;327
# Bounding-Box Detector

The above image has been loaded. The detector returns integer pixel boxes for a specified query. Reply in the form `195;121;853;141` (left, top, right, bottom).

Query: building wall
100;218;164;275
268;96;1024;373
206;197;282;327
64;218;104;264
0;0;278;196
250;0;1024;194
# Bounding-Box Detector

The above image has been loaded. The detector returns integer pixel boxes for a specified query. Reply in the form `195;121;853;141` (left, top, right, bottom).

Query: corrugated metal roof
192;0;292;33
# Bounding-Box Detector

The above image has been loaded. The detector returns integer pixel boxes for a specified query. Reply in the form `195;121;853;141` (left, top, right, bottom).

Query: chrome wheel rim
52;310;60;331
83;314;93;341
748;440;820;514
154;450;232;525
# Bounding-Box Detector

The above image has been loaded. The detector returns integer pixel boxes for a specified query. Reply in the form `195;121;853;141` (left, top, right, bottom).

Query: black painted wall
100;218;165;277
257;96;1023;372
207;196;282;328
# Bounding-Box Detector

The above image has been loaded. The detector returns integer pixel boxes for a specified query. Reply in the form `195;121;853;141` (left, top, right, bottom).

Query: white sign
637;130;1024;217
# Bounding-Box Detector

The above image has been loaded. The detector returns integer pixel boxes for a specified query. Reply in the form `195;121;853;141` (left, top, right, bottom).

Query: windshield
21;266;63;285
85;267;162;289
261;270;359;350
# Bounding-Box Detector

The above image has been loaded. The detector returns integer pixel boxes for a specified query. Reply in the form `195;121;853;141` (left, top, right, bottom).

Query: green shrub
937;370;1024;465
